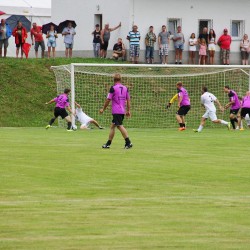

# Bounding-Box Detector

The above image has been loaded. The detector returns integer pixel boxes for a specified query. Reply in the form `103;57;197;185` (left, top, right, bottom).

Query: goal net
51;64;250;129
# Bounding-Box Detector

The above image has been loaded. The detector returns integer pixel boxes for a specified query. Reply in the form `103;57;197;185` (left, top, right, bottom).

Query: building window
167;18;181;35
231;20;244;40
198;19;213;34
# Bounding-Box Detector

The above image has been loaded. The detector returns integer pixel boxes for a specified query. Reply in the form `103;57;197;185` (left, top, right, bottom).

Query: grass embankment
0;58;116;127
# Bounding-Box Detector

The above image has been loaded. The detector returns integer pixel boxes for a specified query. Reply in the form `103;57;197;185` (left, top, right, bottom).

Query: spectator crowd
1;18;250;65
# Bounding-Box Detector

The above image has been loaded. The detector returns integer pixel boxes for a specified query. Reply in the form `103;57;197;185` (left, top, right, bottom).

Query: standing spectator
46;24;58;59
62;21;76;58
158;25;170;64
198;27;209;64
208;29;216;65
188;33;197;64
127;25;141;64
100;73;133;149
31;22;45;58
112;38;125;60
100;22;121;58
240;34;250;65
92;24;101;58
0;19;12;58
145;26;156;64
173;26;185;64
12;21;27;59
217;28;232;65
199;38;207;65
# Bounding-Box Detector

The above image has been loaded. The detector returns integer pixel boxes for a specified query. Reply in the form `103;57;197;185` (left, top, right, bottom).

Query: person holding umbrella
62;21;76;58
0;19;12;58
12;21;27;59
31;22;45;58
46;24;58;59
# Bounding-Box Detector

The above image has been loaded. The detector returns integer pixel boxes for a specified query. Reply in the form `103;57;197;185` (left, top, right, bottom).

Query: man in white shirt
75;102;103;130
194;86;230;132
62;22;76;58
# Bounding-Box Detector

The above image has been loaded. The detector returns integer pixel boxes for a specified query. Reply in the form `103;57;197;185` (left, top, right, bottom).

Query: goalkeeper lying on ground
75;102;103;130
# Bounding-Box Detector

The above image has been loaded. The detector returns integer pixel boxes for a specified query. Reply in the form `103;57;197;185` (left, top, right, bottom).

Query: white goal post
51;63;250;129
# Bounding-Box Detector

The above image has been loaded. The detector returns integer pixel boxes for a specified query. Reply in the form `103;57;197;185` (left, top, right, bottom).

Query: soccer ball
72;125;77;131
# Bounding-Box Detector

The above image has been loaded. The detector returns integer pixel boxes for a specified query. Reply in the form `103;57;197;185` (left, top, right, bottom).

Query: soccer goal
51;64;250;128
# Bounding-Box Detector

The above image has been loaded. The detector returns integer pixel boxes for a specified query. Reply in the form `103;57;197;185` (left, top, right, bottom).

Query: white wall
51;0;250;63
51;0;130;54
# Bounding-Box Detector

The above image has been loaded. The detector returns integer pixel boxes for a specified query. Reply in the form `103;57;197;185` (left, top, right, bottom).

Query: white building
53;0;250;63
0;0;51;57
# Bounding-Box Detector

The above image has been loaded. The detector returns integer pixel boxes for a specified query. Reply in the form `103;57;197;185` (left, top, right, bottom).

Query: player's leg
90;119;103;129
102;123;116;148
46;108;59;129
117;125;132;149
229;110;238;129
65;115;72;130
194;117;207;132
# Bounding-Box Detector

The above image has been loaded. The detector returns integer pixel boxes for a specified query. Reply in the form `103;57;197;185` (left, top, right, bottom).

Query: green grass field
1;127;250;249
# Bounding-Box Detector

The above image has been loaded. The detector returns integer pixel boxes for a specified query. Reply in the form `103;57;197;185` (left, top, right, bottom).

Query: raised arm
45;99;55;105
110;22;121;32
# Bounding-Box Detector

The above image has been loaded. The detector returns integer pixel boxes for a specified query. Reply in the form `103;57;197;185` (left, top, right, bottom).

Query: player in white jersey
194;86;230;132
75;102;103;129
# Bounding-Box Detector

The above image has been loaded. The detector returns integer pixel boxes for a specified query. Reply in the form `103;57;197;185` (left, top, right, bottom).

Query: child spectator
188;33;197;64
199;38;207;65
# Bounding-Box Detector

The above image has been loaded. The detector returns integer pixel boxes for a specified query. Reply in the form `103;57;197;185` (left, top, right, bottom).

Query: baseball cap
224;28;228;32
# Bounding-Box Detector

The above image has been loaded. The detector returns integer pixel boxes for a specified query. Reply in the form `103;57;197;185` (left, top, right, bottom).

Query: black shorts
241;108;250;118
230;109;240;115
54;107;68;119
100;41;109;51
177;105;191;116
16;43;24;48
112;114;124;126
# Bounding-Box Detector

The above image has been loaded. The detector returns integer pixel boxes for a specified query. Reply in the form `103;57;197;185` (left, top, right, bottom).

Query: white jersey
75;108;92;127
201;92;217;112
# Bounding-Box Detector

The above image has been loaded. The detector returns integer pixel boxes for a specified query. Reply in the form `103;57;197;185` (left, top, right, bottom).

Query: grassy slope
0;128;250;249
0;58;118;127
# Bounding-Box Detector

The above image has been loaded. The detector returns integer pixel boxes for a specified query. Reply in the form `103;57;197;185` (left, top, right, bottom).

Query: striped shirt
127;31;140;45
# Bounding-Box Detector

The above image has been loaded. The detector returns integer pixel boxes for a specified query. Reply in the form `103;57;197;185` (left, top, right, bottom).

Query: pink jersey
107;83;130;114
242;95;250;108
54;93;69;109
229;90;240;110
178;87;190;106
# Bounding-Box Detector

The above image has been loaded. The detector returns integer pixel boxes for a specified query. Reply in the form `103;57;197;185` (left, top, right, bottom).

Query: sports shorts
230;109;240;115
112;114;125;126
177;105;191;116
202;110;217;121
54;107;69;119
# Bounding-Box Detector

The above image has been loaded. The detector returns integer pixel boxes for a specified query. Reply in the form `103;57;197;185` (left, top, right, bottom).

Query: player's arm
74;101;81;108
100;99;111;114
45;99;55;105
166;94;178;109
215;99;224;111
126;99;131;117
224;98;234;109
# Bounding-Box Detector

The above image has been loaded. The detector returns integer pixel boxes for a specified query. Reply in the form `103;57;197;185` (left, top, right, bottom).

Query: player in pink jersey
100;73;132;149
239;91;250;128
224;86;241;130
167;82;191;131
45;88;74;131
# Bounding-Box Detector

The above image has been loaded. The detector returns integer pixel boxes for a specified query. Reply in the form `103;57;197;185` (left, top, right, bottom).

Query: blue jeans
146;46;154;59
93;43;100;57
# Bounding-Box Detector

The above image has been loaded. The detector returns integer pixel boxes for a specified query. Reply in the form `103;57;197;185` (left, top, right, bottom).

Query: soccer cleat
227;123;231;130
240;128;244;131
193;129;199;133
45;125;51;129
67;129;73;132
99;126;104;129
178;127;186;131
124;143;133;149
102;144;110;149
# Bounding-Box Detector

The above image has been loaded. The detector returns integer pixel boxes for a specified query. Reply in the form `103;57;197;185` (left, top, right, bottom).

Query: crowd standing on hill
1;18;250;64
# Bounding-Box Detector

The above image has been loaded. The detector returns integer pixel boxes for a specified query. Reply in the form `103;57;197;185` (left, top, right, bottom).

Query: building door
94;14;102;30
198;20;212;34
